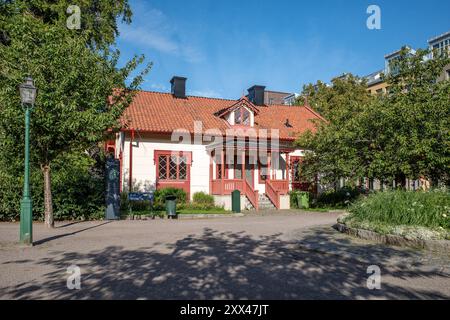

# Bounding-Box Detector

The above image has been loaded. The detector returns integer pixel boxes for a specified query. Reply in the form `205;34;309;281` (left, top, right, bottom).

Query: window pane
158;155;167;179
169;156;177;180
179;156;187;180
234;108;241;124
243;109;250;125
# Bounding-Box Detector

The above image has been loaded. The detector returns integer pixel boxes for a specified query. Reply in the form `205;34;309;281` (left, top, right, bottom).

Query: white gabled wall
120;133;211;200
226;105;255;126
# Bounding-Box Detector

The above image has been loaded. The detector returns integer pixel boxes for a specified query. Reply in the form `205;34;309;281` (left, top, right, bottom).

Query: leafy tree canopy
0;0;151;225
297;48;450;187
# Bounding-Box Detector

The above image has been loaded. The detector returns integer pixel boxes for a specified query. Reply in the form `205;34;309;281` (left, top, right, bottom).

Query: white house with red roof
108;77;324;210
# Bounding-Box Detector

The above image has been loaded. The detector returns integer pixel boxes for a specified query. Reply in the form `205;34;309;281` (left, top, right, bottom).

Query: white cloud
150;83;169;91
189;89;223;98
119;6;203;63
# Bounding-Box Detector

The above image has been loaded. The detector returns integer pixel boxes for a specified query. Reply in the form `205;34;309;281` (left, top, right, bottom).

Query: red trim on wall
119;151;123;193
154;150;192;199
129;129;135;191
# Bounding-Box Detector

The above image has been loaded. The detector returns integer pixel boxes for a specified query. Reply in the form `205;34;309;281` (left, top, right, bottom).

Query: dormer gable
214;96;259;127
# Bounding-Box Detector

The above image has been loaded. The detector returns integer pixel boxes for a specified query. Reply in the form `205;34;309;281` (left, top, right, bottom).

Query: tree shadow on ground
4;227;449;300
33;221;112;246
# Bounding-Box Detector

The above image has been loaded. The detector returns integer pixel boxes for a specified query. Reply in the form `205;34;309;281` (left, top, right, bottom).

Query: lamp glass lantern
19;77;37;105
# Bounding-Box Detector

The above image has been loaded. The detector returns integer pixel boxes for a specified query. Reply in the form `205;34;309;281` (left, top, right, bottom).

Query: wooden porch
209;144;292;210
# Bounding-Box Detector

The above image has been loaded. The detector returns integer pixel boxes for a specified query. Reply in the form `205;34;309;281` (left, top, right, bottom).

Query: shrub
0;151;105;221
153;188;187;208
346;189;450;231
120;191;152;212
192;192;215;208
315;186;365;208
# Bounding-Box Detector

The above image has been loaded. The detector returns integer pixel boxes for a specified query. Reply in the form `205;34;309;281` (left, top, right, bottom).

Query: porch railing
211;179;258;210
270;180;289;194
211;179;244;195
244;179;259;211
265;180;280;209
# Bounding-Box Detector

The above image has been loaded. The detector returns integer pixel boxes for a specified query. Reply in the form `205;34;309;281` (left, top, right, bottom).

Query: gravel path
0;212;449;299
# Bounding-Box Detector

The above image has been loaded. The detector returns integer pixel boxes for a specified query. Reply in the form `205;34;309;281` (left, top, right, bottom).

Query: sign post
105;156;120;220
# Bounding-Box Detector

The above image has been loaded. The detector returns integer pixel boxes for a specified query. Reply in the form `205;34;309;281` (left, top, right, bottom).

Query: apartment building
365;30;450;94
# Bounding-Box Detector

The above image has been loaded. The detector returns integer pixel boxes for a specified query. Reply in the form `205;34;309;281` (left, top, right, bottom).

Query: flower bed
340;189;450;240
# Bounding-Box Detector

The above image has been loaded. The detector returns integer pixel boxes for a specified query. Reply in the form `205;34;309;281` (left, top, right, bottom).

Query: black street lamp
19;77;37;245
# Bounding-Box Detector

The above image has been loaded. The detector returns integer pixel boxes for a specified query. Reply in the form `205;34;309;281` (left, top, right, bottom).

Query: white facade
117;132;305;205
119;132;211;199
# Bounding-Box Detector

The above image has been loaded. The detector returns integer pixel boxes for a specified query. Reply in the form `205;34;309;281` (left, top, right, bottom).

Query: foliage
177;204;226;212
192;192;215;209
299;74;373;120
119;191;152;212
153;188;187;208
315;186;365;208
0;0;151;223
120;190;224;214
289;191;299;209
297;49;450;187
0;0;133;50
0;148;106;221
345;189;450;232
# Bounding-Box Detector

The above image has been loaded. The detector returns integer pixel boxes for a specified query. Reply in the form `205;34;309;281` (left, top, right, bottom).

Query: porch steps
258;194;277;210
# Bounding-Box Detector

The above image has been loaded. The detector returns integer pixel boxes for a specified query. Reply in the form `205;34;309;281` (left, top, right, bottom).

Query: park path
0;212;449;299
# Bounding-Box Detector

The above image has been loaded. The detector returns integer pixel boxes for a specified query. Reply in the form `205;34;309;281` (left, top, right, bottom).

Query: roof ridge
268;103;306;108
136;89;236;102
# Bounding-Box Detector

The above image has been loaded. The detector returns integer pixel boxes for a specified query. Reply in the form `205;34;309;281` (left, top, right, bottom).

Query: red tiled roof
120;91;323;140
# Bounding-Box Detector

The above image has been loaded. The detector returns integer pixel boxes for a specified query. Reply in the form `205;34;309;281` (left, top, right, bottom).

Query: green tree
380;48;450;185
297;48;450;188
299;74;373;120
0;0;151;227
296;74;375;185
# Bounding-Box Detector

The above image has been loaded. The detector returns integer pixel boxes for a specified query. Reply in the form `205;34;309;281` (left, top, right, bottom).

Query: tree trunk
42;164;54;228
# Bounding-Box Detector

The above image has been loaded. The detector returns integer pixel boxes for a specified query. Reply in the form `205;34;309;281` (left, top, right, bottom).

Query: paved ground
0;211;449;300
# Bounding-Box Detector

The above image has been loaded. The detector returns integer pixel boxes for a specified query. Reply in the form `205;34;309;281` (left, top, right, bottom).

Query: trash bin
298;191;310;209
231;190;241;213
165;195;177;218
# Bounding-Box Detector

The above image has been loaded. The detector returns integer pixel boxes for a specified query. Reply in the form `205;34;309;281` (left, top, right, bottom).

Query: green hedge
346;189;450;231
0;151;105;221
154;187;187;207
315;186;365;208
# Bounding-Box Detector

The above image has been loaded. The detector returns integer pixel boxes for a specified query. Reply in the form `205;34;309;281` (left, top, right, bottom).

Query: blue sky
117;0;450;99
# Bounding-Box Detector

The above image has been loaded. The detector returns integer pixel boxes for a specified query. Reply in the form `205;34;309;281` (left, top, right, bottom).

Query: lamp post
19;77;37;246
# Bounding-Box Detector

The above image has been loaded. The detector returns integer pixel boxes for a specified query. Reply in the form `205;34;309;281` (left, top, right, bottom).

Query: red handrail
265;180;280;209
212;178;258;210
211;179;244;195
270;180;289;194
244;179;259;210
